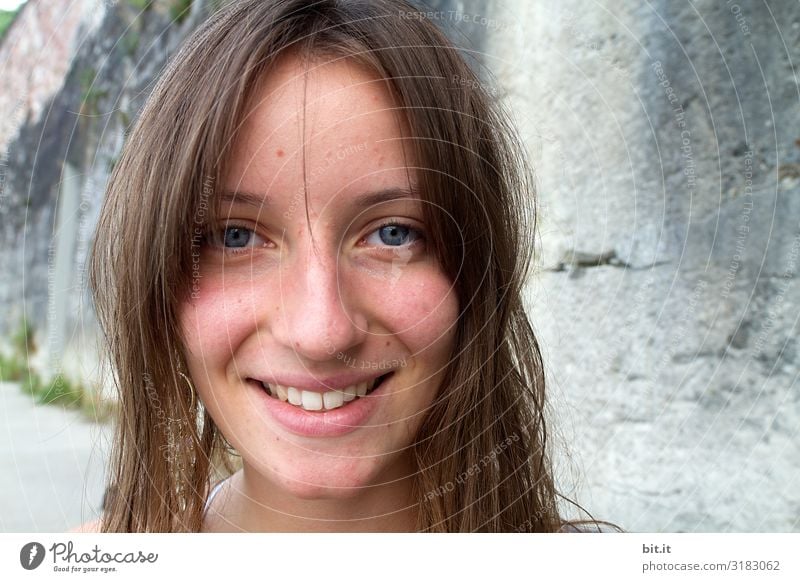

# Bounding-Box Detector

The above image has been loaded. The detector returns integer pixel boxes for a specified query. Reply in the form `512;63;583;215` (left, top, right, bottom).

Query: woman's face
179;55;459;500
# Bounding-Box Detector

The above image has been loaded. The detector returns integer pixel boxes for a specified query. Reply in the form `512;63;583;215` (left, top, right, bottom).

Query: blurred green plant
35;374;83;407
78;67;108;116
0;8;18;43
1;317;114;422
0;317;36;382
0;351;26;382
128;0;152;10
11;317;34;355
170;0;193;23
1;318;33;382
121;29;140;56
21;366;114;421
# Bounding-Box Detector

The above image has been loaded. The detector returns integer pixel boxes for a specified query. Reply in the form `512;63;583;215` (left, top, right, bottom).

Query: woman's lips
251;372;394;438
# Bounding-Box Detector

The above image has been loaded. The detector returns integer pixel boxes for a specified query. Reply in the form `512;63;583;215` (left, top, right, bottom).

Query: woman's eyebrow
218;186;418;210
352;186;419;208
218;190;269;209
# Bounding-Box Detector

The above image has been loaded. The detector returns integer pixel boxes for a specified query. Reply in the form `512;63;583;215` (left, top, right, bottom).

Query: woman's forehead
222;54;415;210
236;54;405;150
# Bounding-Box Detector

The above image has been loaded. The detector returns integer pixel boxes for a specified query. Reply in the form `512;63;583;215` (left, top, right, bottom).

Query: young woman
88;0;603;532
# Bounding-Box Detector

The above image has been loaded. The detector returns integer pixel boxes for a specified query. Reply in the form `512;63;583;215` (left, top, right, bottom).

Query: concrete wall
481;0;799;531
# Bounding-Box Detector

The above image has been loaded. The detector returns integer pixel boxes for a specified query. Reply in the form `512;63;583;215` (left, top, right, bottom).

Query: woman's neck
204;462;418;532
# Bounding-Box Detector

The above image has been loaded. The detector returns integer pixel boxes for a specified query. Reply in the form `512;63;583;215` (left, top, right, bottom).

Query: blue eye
205;224;268;251
223;226;252;248
365;223;421;247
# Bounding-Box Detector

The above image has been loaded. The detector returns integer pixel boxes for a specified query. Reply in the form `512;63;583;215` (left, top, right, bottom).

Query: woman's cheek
361;264;459;351
179;272;264;363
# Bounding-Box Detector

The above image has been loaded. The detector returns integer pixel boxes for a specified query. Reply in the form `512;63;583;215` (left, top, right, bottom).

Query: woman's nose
270;245;368;361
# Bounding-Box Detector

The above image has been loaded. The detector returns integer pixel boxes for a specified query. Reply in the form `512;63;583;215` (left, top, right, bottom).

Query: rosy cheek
180;275;259;363
367;270;458;353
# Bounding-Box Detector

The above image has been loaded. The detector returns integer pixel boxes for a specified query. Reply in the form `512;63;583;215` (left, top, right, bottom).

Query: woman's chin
248;458;395;501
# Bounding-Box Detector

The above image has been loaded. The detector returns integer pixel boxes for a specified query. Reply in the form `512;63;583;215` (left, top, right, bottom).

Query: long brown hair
90;0;594;532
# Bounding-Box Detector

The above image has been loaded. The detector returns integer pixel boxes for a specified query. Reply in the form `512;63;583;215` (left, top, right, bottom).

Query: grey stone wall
478;1;799;531
0;0;211;384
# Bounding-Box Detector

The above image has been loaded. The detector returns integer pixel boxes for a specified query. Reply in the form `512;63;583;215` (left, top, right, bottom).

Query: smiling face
178;54;459;503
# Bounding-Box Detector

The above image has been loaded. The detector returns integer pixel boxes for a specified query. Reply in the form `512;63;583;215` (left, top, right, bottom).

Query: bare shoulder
69;518;103;533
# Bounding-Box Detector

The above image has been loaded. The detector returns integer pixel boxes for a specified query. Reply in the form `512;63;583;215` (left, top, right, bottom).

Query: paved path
0;381;111;532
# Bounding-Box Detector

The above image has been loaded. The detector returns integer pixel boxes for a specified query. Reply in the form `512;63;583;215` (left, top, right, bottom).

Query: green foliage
36;374;83;408
128;0;152;10
0;351;26;382
20;367;44;399
170;0;193;23
121;29;140;56
78;68;108;116
0;317;36;382
11;318;34;355
0;9;17;43
79;68;96;98
25;368;114;421
2;316;113;421
1;318;32;382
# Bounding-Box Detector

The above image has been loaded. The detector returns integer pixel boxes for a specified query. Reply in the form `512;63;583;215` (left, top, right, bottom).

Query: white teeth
302;391;323;411
356;382;367;397
323;390;344;410
287;386;302;405
276;385;288;402
261;375;388;411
